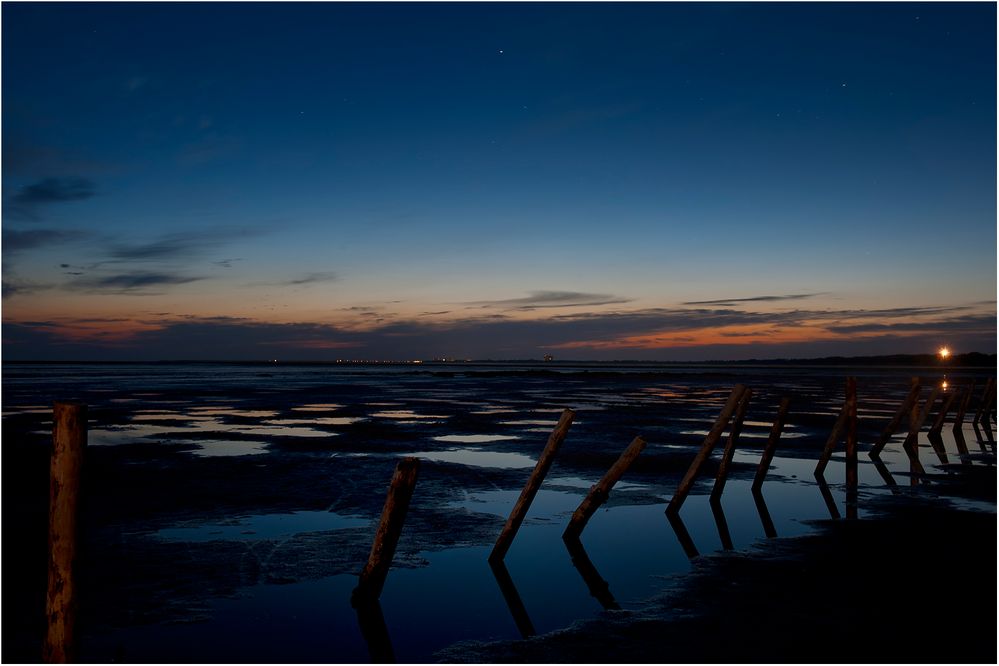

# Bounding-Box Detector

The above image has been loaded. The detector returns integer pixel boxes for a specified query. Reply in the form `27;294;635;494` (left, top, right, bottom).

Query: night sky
3;2;996;361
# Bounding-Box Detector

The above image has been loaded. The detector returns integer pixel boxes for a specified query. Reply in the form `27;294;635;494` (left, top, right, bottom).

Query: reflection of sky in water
411;449;538;469
265;417;366;426
291;403;344;411
432;434;520;444
155;510;370;542
371;410;450;420
188;440;270;457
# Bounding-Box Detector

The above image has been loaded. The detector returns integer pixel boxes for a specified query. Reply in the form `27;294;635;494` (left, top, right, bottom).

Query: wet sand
2;363;995;662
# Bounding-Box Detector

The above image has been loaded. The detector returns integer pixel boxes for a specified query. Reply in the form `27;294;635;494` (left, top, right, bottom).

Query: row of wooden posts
41;378;996;661
350;376;996;610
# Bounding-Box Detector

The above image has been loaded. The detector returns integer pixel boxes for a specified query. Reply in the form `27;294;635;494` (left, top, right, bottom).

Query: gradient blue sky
3;2;996;360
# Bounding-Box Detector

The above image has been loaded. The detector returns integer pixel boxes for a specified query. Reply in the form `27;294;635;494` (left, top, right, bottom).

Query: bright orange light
938;346;951;359
942;381;949;390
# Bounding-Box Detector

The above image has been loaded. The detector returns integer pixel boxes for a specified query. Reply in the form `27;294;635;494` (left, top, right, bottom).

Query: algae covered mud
2;362;995;662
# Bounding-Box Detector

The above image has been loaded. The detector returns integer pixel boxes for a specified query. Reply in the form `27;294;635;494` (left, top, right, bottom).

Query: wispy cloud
467;290;631;310
6;177;97;221
69;271;204;294
248;272;339;287
3;228;88;254
108;231;235;262
682;293;826;306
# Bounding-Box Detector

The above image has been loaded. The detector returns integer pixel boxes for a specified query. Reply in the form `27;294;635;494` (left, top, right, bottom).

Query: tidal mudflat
2;362;995;662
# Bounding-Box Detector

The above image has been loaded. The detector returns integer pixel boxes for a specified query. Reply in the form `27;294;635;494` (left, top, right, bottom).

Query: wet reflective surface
2;362;994;662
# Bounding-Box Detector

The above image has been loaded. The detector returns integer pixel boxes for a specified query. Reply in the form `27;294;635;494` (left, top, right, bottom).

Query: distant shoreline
2;352;996;368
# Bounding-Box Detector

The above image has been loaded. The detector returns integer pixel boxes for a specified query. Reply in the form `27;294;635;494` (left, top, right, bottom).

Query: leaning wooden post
870;378;921;458
951;381;975;436
43;401;87;664
710;388;752;501
666;385;746;515
972;378;993;429
563;436;646;541
815;399;850;478
489;409;574;563
901;386;940;481
844;377;858;520
352;458;420;605
929;390;957;436
752;397;791;491
977;379;996;434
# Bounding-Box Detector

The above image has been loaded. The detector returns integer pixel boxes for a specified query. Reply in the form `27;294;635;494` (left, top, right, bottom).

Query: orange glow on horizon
938;346;951;359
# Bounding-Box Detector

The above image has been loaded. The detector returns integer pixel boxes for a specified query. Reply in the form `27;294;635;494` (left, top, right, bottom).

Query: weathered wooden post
870;378;921;458
972;378;994;428
926;431;949;465
710;389;752;501
929;390;958;436
488;560;535;639
845;377;858;520
352;458;420;605
815;398;850;477
951;381;975;436
489;409;574;563
901;387;939;481
563;436;646;541
666;385;747;515
43;401;87;664
752;397;791;491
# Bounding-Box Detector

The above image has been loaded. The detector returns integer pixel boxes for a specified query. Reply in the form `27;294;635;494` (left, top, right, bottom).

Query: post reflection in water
751;488;777;538
815;475;842;520
926;431;949;465
353;599;395;664
488;559;536;639
708;497;734;550
665;509;699;559
870;454;900;491
952;428;972;463
562;536;621;611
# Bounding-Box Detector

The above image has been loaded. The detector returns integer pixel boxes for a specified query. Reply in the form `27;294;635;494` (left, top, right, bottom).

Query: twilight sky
2;2;996;361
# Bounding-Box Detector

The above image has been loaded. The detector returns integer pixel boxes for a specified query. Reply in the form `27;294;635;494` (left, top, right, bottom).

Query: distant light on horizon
938;346;951;360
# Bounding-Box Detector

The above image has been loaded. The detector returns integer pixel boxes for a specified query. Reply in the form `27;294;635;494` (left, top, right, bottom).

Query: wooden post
901;386;939;482
43;401;87;664
903;386;941;454
929;390;957;435
845;377;858;515
563;537;620;611
666;385;747;515
972;378;994;428
752;397;791;491
952;381;975;436
815;400;850;478
489;409;574;563
489;560;535;639
870;378;921;458
563;436;646;541
977;380;996;439
710;389;752;501
751;488;777;538
352;458;420;605
665;510;699;559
